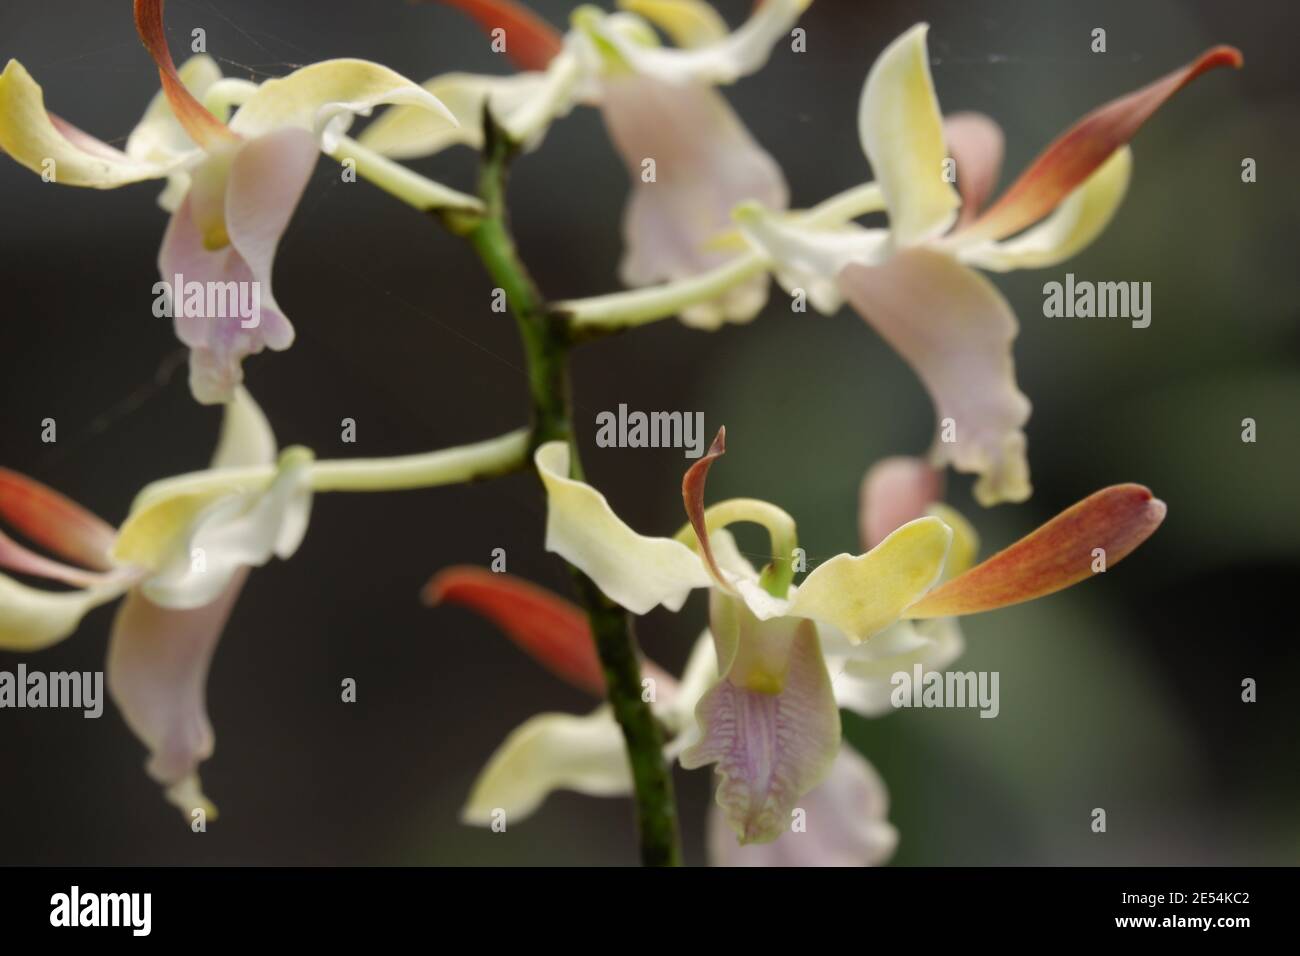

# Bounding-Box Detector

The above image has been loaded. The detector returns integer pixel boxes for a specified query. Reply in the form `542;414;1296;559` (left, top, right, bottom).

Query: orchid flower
734;24;1242;506
425;566;899;867
532;427;1168;847
361;0;811;327
0;0;458;405
0;388;314;817
823;455;1170;721
532;429;952;844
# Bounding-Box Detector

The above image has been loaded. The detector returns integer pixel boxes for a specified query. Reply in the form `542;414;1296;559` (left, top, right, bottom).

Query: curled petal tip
682;427;729;589
134;0;237;149
1201;45;1244;71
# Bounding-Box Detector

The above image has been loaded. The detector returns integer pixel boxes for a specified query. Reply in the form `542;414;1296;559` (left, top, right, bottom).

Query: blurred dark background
1;0;1296;865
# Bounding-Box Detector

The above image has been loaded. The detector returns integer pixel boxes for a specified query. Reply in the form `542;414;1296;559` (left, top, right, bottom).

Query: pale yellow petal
228;59;456;149
788;516;952;643
0;59;182;187
461;707;632;825
858;24;960;245
0;573;130;652
618;0;729;48
535;442;712;614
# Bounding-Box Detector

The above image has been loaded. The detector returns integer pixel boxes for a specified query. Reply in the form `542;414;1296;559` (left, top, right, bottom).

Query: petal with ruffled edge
840;247;1032;506
106;570;244;821
956;45;1242;244
0;60;191;187
602;75;787;328
957;147;1132;273
786;516;951;644
709;746;898;866
907;484;1166;619
461;707;632;825
858;24;960;246
535;443;712;614
159;127;317;405
682;614;840;845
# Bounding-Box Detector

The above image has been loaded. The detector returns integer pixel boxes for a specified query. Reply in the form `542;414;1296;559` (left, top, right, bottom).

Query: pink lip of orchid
0;389;315;820
734;25;1242;508
0;0;458;407
362;0;809;329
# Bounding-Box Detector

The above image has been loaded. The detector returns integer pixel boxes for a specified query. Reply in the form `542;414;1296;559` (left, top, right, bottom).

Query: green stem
465;115;682;867
129;429;530;512
329;136;484;215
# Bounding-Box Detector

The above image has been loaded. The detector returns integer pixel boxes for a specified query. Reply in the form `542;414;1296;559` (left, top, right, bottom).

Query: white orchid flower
0;388;313;817
734;24;1242;505
0;0;458;405
532;429;951;844
361;0;811;328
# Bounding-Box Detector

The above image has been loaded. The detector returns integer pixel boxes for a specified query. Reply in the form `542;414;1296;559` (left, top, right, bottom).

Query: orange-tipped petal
424;566;605;695
134;0;238;149
959;46;1242;243
681;427;731;590
426;0;564;71
906;484;1166;619
0;468;117;571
